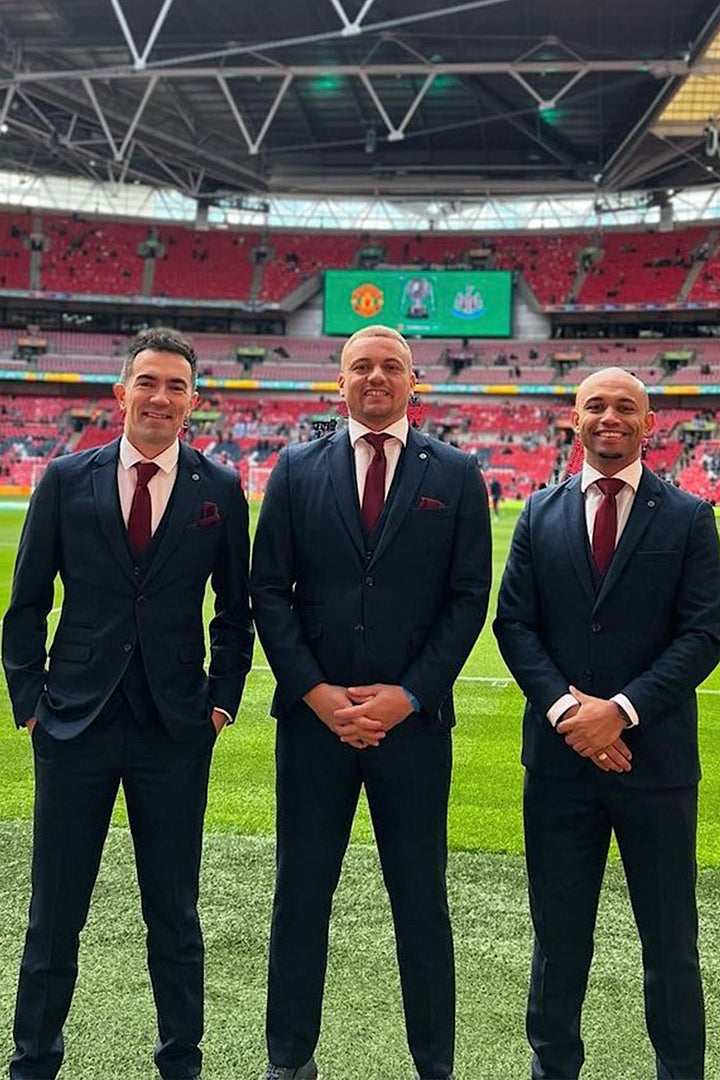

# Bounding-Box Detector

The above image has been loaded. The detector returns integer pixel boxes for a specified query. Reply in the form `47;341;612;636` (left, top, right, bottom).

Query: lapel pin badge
419;452;428;460
647;499;655;508
191;473;200;481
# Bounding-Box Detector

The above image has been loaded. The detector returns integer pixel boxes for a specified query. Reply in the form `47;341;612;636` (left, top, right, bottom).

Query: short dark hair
120;327;198;390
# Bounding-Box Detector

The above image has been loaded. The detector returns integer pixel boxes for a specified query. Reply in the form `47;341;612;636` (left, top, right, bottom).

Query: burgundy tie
361;433;390;534
592;477;625;575
127;461;159;555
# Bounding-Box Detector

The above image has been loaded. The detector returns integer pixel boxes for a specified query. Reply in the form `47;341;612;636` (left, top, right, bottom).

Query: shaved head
572;366;655;476
575;367;649;410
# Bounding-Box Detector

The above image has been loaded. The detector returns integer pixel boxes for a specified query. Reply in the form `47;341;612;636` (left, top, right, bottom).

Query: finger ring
598;752;608;761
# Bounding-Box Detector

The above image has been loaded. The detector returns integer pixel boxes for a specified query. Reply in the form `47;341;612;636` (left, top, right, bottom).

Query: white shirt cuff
611;693;639;727
212;706;234;726
547;693;579;728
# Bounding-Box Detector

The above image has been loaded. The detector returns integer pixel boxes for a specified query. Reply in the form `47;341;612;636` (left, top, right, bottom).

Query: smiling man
494;367;720;1080
2;327;253;1080
251;324;492;1080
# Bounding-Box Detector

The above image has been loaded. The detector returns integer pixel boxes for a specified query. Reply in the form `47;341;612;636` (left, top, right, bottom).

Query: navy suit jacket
494;467;720;787
251;425;492;731
2;438;253;739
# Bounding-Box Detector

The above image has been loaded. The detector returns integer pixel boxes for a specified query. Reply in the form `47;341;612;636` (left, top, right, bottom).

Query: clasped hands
556;687;632;773
303;682;413;749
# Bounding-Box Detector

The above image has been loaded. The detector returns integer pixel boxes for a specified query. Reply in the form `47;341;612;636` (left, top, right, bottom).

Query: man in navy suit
251;325;492;1080
495;367;720;1079
2;328;253;1080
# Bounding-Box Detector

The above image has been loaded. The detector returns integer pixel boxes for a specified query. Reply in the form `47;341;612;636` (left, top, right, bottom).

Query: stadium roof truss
1;0;720;206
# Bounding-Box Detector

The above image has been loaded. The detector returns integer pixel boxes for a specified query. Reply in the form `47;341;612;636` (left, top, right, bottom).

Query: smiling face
338;328;416;430
572;367;655;475
113;348;198;458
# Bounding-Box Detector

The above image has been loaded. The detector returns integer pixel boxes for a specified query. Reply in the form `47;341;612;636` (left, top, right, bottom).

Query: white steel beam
216;74;254;154
358;70;400;139
124;0;514;70
251;72;293;154
217;72;293;155
82;76;119;157
107;0;141;67
327;0;353;31
359;70;436;142
510;66;588;109
0;85;15;129
0;58;691;89
327;0;379;36
394;72;436;139
138;0;177;69
118;75;158;159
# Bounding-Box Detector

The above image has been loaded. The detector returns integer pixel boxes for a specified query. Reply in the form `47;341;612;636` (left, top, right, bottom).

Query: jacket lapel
595;466;662;606
328;429;366;558
91;438;137;584
143;442;200;585
562;474;596;604
370;427;429;565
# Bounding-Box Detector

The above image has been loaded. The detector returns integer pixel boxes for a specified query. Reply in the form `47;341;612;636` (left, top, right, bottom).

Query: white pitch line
248;665;720;694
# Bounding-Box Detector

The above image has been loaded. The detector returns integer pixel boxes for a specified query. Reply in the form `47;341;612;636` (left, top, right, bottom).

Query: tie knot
134;461;159;488
596;477;624;499
364;432;390;455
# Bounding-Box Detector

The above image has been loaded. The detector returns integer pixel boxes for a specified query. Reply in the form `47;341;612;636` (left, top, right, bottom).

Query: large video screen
323;269;513;337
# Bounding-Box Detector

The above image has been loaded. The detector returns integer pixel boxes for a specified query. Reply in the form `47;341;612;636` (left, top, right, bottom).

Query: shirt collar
581;456;643;494
119;434;179;475
348;415;409;448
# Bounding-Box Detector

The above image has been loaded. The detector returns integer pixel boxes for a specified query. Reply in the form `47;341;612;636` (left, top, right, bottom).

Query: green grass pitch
1;500;720;1079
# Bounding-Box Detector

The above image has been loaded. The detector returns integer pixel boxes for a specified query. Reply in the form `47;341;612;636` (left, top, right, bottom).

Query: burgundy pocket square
417;496;447;510
188;502;221;528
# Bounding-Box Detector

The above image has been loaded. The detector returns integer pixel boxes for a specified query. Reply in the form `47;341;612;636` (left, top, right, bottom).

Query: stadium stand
0;212;32;289
153;226;261;300
257;232;359;302
2;209;720;310
41;216;147;295
577;227;708;306
3;207;720;500
493;232;590;306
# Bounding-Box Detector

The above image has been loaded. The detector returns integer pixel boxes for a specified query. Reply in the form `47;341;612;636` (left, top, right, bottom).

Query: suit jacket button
354;623;364;633
365;576;374;586
133;566;141;576
584;668;594;682
591;622;602;633
123;641;133;652
137;595;146;604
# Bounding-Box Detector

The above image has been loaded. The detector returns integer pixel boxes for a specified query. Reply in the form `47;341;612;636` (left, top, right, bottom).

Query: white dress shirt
547;457;642;730
117;435;179;533
348;415;409;504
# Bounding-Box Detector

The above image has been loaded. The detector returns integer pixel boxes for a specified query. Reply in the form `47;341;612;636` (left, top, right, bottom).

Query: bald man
251;325;491;1080
495;368;720;1079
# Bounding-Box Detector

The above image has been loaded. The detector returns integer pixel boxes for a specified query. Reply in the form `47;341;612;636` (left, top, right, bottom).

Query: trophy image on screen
401;276;434;319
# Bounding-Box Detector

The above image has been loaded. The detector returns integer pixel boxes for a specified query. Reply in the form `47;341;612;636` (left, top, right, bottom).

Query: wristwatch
615;702;633;728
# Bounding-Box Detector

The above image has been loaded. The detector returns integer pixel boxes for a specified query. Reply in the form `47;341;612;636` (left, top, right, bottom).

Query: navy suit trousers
524;770;703;1080
267;709;454;1080
10;693;215;1080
